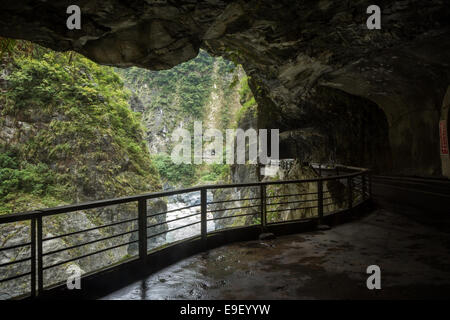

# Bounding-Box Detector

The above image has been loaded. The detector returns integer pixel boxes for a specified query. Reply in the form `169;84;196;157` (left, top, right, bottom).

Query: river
151;191;216;248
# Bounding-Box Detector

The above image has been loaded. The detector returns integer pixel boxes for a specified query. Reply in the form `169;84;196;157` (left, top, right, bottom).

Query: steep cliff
0;44;166;298
116;50;245;187
116;50;241;153
0;47;161;214
2;0;448;176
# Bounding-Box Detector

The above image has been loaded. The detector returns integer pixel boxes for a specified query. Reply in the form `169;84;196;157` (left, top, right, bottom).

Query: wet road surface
102;207;450;300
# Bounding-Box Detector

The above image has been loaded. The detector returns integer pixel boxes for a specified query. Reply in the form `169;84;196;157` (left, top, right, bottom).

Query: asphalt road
103;205;450;300
371;175;450;231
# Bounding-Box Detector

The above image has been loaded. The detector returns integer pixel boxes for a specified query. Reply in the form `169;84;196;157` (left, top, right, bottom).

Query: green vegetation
0;40;258;213
236;76;257;125
0;149;62;212
196;163;230;184
152;153;230;187
152;153;196;187
0;42;161;214
0;151;54;198
117;50;246;187
117;50;238;140
117;50;220;120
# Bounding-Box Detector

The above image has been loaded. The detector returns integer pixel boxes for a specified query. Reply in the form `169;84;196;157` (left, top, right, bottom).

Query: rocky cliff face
1;0;448;176
116;50;243;154
0;51;161;212
203;0;450;176
0;48;166;298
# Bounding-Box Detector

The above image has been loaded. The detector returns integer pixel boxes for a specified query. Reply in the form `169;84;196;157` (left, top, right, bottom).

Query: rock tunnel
1;0;449;177
1;0;450;302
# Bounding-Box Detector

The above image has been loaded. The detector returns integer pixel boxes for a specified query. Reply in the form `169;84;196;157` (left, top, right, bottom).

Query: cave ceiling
1;0;449;174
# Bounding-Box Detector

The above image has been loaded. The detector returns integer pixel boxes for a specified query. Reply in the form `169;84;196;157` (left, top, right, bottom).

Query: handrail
0;169;368;222
0;165;371;299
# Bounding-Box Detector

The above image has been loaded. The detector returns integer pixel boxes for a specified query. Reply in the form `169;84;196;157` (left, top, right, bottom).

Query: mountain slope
117;50;246;186
0;46;161;214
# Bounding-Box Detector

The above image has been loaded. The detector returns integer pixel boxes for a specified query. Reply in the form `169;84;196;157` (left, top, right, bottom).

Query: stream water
151;191;216;248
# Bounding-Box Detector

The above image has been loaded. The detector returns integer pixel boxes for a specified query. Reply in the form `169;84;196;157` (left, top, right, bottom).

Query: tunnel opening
320;87;392;173
274;86;392;173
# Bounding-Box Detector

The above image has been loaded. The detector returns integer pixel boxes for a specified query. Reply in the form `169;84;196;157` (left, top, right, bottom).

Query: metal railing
0;165;371;299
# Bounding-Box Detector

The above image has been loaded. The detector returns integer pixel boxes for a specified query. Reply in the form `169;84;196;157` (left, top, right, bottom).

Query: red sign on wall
440;120;449;155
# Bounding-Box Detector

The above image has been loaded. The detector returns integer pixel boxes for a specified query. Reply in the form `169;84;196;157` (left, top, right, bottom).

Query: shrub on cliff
0;43;161;214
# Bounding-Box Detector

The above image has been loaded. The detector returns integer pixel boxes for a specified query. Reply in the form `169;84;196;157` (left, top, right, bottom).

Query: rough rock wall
1;0;449;176
117;51;243;154
210;76;259;229
277;86;392;171
263;160;348;223
0;49;167;299
204;0;450;176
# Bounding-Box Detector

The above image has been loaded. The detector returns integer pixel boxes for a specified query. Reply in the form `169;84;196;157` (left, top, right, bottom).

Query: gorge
0;0;449;301
0;1;448;176
0;41;257;298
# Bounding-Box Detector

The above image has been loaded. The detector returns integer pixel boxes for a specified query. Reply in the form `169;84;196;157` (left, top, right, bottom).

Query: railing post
36;215;43;296
362;174;367;200
30;217;36;298
347;177;353;209
317;180;323;224
318;163;322;176
368;172;372;199
201;188;207;245
260;184;266;231
138;199;147;260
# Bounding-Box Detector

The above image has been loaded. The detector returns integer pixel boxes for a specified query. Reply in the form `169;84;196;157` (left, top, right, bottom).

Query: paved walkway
102;208;450;300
